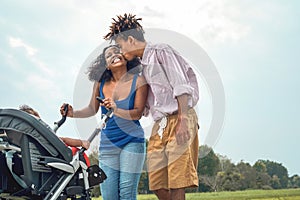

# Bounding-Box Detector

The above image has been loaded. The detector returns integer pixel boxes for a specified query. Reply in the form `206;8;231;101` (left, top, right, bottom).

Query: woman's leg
119;142;146;200
99;148;121;200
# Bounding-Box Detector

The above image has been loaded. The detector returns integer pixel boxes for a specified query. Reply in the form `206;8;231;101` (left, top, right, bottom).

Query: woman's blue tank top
99;74;144;149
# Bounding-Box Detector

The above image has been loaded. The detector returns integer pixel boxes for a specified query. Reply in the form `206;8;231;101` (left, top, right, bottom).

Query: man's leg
170;188;185;200
147;122;169;199
166;109;199;199
153;189;170;200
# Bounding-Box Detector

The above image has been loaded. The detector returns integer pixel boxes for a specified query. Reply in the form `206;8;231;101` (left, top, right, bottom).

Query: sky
0;0;299;176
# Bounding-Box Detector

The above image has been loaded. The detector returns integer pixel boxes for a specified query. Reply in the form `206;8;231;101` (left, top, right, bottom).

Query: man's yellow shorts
147;108;199;190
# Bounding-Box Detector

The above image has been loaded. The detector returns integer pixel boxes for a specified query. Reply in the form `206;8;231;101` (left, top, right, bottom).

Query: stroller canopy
0;108;72;162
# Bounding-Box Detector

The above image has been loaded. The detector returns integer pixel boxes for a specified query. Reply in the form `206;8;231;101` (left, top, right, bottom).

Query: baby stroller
0;105;111;200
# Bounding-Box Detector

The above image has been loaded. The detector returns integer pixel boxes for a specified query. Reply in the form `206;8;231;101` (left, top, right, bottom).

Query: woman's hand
60;103;74;117
81;140;90;149
102;98;117;111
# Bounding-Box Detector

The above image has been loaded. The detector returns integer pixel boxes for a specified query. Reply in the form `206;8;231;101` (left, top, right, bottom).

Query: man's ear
128;36;135;44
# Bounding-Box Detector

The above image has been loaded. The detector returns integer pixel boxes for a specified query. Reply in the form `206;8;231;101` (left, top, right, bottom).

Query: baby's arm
60;137;90;149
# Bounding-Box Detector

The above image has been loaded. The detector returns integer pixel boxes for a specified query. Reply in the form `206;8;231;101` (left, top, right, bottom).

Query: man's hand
175;94;190;145
175;116;190;145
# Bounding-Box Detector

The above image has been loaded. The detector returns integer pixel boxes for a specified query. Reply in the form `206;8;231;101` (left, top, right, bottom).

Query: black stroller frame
0;105;112;200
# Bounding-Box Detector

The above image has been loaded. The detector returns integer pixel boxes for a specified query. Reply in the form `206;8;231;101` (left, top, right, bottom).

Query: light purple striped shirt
141;43;199;121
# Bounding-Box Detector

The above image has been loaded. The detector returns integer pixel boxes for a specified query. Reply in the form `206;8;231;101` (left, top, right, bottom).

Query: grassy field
94;188;300;200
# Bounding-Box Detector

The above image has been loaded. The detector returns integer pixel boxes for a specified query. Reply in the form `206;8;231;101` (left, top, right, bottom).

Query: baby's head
19;104;40;118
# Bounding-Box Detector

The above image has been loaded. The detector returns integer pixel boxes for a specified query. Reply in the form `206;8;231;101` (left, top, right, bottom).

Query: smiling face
104;46;127;70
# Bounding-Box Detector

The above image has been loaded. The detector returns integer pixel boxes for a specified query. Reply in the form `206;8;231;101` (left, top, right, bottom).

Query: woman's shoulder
93;81;101;86
136;74;147;87
92;81;101;90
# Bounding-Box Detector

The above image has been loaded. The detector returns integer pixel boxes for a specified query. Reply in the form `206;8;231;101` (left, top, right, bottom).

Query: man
104;14;199;200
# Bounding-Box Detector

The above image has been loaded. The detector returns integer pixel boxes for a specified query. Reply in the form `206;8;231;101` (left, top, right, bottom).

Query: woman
60;45;148;200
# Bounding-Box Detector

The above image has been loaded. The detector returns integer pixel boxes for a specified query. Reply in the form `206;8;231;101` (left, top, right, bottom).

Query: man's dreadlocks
104;13;145;42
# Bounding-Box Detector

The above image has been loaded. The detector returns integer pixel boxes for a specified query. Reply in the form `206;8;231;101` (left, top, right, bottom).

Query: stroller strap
5;150;27;188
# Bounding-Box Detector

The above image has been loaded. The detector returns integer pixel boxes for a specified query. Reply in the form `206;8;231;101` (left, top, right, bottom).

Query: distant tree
214;154;240;191
198;145;221;176
255;171;271;189
253;160;267;173
217;154;235;172
270;175;281;189
217;170;242;191
199;175;220;192
138;171;150;194
198;145;221;192
236;161;257;189
88;147;99;165
289;175;300;188
259;160;289;188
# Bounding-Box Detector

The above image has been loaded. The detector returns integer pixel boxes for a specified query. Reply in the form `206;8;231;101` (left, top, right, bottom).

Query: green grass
93;188;300;200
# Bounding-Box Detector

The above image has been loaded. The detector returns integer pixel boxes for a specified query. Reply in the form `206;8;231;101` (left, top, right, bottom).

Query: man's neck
135;41;147;58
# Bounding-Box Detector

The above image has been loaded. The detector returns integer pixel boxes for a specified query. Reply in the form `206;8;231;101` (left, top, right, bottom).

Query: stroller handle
53;104;68;133
79;97;113;153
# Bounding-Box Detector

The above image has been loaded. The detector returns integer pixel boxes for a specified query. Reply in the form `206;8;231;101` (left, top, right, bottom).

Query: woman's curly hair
104;13;145;42
87;45;141;82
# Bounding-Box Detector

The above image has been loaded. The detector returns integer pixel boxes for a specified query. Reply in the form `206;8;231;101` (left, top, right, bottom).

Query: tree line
88;144;300;196
196;145;300;192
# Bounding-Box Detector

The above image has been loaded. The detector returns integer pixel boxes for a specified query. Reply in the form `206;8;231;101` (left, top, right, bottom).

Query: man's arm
176;94;190;145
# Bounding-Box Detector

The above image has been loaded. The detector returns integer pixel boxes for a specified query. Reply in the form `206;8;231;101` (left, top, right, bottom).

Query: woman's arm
73;82;100;118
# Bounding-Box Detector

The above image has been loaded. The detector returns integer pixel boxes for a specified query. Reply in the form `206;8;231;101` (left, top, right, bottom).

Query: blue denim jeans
99;142;146;200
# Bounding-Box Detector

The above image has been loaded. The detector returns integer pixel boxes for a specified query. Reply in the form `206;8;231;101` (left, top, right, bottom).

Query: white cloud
8;36;56;77
9;37;37;56
113;0;251;47
30;0;250;48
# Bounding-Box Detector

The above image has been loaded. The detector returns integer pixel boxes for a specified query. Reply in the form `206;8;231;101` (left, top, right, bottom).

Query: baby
19;104;90;149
